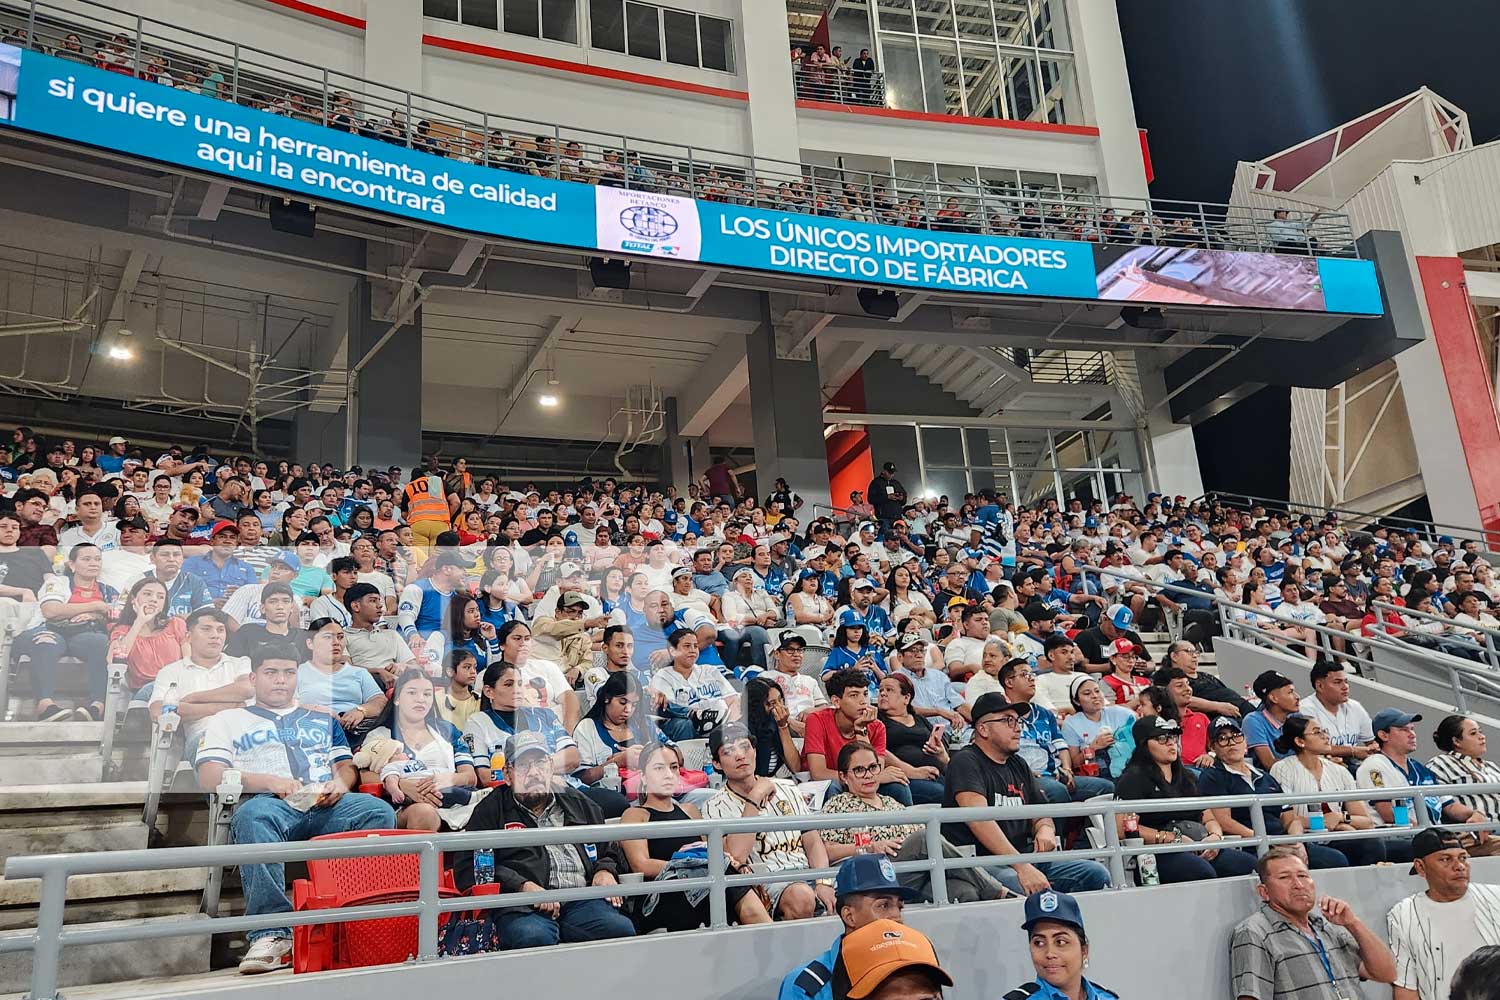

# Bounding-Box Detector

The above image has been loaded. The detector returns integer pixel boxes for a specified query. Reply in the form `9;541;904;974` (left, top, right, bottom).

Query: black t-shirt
1074;625;1145;667
226;623;296;658
0;546;51;594
1112;763;1201;827
941;745;1042;854
881;712;942;770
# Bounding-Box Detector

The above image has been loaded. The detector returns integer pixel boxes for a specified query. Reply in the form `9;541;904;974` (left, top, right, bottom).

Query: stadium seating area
0;425;1498;990
0;3;1356;255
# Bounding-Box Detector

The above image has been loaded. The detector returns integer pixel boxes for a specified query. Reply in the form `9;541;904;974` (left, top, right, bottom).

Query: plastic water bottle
704;761;722;789
159;683;180;735
602;763;621;793
474;848;495;886
1123;814;1143;886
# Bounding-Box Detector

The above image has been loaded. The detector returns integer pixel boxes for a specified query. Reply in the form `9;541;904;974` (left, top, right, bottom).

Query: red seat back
303;829;432;903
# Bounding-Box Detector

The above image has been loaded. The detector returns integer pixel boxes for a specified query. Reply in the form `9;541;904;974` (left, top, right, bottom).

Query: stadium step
0;721;105;785
0;782;152;865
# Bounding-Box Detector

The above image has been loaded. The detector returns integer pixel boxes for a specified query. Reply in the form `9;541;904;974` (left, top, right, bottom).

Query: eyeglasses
1149;734;1180;745
1214;732;1245;745
979;715;1023;729
845;763;882;779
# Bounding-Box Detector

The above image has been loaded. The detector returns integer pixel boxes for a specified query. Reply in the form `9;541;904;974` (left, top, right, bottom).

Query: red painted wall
826;372;872;511
1416;256;1500;534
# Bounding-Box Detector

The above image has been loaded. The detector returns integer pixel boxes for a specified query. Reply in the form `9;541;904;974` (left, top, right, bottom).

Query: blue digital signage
0;46;1383;316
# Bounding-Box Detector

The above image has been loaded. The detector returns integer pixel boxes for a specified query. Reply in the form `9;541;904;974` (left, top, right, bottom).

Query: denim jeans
497;897;636;949
656;716;696;742
907;779;946;805
718;626;771;669
233;791;395;942
1037;774;1115;804
18;627;109;702
1156;845;1258;883
987;858;1111;894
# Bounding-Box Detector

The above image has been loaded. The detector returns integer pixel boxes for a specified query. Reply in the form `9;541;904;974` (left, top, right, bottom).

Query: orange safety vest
403;476;450;524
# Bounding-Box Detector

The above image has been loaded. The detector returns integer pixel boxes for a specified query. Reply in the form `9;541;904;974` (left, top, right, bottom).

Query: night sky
1118;0;1500;204
1116;0;1500;500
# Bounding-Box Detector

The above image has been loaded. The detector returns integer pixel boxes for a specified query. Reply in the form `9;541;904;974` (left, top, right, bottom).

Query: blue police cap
1021;889;1086;933
834;854;920;902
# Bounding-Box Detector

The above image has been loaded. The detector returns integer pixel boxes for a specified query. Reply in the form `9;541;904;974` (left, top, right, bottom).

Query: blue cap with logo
1021;889;1086;933
1105;604;1134;630
834;853;920;902
838;608;868;628
1371;708;1422;737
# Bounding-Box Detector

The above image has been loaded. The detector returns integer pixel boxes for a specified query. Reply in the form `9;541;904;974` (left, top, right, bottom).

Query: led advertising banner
0;45;1384;315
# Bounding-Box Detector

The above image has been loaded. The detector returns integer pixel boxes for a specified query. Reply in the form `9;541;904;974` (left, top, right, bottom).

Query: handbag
438;908;502;956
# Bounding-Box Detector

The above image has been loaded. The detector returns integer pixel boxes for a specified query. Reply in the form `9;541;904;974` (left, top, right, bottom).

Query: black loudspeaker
857;287;899;319
268;198;317;237
589;257;633;290
1119;306;1167;329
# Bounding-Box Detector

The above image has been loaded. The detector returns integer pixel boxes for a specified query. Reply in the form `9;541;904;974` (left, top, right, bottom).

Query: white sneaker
239;935;292;974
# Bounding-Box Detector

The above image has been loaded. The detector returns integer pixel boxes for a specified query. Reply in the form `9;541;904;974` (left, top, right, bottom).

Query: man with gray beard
457;730;636;949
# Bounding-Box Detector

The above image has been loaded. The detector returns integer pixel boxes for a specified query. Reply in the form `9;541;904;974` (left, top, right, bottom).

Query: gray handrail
5;783;1499;1000
1079;565;1500;711
0;0;1361;257
1202;491;1500;549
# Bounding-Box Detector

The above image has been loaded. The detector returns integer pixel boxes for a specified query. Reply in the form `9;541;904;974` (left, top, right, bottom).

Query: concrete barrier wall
72;859;1500;1000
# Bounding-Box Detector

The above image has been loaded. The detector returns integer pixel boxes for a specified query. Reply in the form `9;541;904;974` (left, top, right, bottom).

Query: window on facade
503;0;539;35
829;0;1077;122
663;9;698;66
625;2;662;59
590;0;625;50
465;0;499;29
541;0;580;42
698;16;732;71
424;0;460;20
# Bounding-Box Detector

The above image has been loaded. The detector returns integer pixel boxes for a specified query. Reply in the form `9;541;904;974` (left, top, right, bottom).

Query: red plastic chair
292;829;467;973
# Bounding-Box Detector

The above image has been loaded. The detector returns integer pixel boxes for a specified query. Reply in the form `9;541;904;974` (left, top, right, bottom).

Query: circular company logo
879;858;897;883
620;205;678;242
1039;891;1059;913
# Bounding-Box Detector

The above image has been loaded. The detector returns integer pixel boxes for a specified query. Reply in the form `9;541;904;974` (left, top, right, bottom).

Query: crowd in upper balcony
1;422;1499;981
0;19;1340;256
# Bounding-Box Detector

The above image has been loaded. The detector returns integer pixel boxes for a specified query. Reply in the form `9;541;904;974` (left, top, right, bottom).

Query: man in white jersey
195;641;394;974
1387;829;1500;1000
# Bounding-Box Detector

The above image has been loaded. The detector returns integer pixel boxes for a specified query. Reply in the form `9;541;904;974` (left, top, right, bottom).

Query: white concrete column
1133;359;1205;499
736;0;802;168
1063;0;1148;200
363;0;424;93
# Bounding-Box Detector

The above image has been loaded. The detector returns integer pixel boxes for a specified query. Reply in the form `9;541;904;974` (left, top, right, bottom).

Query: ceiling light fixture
107;345;134;360
538;394;559;408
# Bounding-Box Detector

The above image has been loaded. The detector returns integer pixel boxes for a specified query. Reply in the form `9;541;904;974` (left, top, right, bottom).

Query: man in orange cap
837;919;953;1000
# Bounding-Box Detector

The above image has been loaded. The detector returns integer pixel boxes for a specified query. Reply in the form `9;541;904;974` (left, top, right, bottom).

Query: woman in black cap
1004;889;1118;1000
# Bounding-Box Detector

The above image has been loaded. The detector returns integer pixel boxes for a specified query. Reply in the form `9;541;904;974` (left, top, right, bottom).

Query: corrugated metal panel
1288;386;1326;506
1341;168;1409;241
1425;142;1500;252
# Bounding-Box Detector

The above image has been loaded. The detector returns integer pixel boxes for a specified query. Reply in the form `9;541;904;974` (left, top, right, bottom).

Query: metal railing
5;783;1499;1000
1082;565;1500;713
1203;491;1500;552
793;65;887;107
0;0;1360;257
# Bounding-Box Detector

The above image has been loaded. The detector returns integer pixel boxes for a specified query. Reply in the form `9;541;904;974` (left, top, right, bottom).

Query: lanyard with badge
1304;926;1349;1000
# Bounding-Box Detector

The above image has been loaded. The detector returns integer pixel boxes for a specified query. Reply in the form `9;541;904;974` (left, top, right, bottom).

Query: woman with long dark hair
618;743;771;932
1270;714;1384;867
743;676;801;777
109;577;187;691
572;671;670;786
363;668;478;831
1112;715;1254;882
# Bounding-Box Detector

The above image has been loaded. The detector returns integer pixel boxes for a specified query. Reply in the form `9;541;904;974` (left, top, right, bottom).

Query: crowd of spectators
0;20;1340;256
4;427;1500;977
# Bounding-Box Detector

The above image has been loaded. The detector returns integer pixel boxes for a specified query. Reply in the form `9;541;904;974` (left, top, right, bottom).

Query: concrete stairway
0;770;218;993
